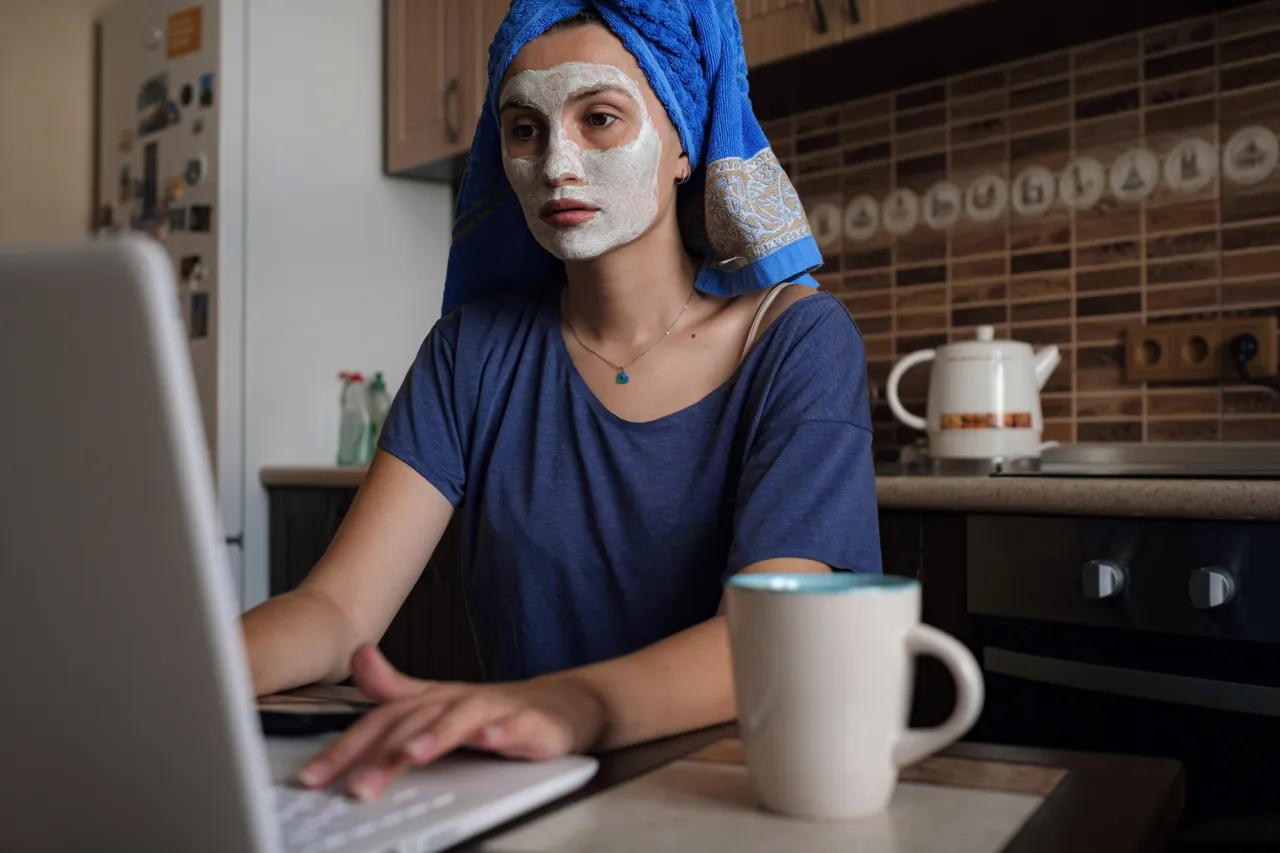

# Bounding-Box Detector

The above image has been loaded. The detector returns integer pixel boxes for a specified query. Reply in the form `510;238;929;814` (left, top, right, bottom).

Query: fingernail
483;725;502;743
298;764;325;787
350;770;378;802
407;734;436;760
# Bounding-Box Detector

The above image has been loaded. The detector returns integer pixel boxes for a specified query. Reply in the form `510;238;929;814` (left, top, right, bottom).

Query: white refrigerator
96;0;453;607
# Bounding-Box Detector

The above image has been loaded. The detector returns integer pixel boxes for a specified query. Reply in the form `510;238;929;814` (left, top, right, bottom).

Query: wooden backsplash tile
779;8;1280;446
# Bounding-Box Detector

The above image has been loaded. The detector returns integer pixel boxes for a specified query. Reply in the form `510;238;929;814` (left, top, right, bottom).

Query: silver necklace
564;287;696;385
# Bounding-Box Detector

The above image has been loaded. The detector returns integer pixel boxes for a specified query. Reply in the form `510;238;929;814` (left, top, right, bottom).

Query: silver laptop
0;237;597;853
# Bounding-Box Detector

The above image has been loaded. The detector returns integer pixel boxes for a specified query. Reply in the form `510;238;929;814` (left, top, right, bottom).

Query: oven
966;511;1280;851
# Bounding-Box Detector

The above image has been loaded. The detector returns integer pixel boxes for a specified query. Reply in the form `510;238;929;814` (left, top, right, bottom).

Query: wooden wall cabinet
876;0;986;31
738;0;994;70
385;0;506;178
739;0;875;69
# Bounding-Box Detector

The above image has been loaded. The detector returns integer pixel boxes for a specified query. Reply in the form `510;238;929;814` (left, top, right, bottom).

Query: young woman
240;0;880;802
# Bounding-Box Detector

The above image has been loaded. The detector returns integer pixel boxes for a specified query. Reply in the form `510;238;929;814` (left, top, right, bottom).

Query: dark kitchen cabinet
267;484;483;682
879;509;971;729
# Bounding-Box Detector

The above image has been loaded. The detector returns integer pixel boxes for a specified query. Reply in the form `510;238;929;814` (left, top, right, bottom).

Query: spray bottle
337;372;371;466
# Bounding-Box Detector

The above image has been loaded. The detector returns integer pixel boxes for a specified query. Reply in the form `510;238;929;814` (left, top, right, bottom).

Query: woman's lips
540;200;600;227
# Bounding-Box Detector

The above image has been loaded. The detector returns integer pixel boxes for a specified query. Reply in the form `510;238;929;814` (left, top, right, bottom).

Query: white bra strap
741;283;790;362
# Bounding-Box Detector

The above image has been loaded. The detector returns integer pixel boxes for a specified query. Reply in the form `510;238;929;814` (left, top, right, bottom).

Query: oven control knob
1190;566;1237;610
1082;559;1126;599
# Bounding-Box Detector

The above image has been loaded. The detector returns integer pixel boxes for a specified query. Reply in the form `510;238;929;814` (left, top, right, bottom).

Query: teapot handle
886;350;934;431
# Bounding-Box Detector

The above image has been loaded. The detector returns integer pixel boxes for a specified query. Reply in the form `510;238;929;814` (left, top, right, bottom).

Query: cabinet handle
812;0;829;34
848;0;861;25
444;77;460;144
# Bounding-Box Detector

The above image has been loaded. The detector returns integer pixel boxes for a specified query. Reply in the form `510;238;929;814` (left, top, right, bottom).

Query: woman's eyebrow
498;96;538;112
568;83;631;102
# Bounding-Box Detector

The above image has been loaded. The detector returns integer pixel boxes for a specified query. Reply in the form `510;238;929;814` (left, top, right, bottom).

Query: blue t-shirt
378;284;881;681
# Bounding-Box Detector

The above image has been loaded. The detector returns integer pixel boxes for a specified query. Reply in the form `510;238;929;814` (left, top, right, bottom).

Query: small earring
676;172;690;185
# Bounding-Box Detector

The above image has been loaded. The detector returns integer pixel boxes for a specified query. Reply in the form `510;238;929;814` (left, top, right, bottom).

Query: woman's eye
512;123;539;141
586;113;617;129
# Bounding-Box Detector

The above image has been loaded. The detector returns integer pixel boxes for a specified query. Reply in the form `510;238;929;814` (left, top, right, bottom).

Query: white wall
241;0;452;607
0;0;112;243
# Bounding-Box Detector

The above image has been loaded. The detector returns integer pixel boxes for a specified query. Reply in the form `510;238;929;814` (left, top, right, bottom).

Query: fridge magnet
1223;126;1278;186
1109;148;1159;203
1164;138;1216;194
136;73;171;137
99;204;115;230
844;194;880;243
192;118;205;135
882;188;920;236
166;7;203;60
143;141;159;214
923;181;962;231
199;73;215;108
1058;156;1106;210
180;253;203;281
166;99;182;125
169;206;188;232
165;174;186;203
185;153;207;187
190;204;212;233
190;291;209;340
118;129;134;154
180;83;194;106
1012;166;1056;218
137;210;165;240
118;165;132;204
965;174;1008;224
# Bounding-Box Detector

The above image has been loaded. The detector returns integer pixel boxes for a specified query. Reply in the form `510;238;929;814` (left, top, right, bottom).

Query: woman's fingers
400;694;513;767
475;707;570;760
350;644;430;704
362;698;457;770
297;701;417;791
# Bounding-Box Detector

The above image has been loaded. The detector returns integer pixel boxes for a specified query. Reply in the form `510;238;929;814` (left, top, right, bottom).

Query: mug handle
892;623;986;768
885;350;934;432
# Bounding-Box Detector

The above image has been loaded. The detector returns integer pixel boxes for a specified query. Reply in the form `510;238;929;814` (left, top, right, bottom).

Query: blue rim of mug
727;573;918;594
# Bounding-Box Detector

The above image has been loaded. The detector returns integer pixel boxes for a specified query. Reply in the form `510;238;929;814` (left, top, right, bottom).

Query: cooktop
994;443;1280;479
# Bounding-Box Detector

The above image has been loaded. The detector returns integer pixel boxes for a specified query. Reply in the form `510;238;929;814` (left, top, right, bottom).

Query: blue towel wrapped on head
443;0;823;315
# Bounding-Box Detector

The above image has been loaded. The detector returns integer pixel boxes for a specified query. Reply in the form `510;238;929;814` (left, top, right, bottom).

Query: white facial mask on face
499;62;663;261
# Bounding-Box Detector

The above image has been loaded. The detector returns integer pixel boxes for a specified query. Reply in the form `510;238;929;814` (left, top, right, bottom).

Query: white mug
726;573;985;820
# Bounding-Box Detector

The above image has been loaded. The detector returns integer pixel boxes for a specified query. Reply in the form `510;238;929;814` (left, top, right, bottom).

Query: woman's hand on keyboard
295;644;607;802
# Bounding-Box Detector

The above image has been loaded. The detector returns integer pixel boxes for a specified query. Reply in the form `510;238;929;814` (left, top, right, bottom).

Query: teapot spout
1033;345;1062;389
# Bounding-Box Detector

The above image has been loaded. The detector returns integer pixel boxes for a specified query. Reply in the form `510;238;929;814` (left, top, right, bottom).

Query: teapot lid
975;325;995;342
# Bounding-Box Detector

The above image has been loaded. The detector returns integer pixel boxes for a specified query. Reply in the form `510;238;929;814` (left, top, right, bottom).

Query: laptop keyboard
274;783;458;852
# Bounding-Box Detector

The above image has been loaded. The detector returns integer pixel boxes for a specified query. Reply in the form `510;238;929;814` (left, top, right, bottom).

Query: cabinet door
877;0;980;30
474;0;509;119
739;0;876;69
739;0;812;68
386;0;477;174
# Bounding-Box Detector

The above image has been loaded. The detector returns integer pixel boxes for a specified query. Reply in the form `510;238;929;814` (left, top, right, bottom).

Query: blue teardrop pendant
615;368;630;385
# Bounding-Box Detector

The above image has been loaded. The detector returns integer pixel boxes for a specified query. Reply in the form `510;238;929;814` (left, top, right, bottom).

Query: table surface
457;724;1185;853
275;688;1184;853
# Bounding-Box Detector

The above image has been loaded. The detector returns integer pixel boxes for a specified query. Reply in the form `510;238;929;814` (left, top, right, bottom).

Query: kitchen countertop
260;465;1280;521
875;474;1280;521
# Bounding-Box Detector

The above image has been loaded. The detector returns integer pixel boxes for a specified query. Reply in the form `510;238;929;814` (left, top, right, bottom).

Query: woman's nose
542;133;585;186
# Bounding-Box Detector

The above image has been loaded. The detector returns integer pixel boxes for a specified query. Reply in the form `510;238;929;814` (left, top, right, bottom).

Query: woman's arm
548;557;830;749
295;558;828;801
240;450;454;696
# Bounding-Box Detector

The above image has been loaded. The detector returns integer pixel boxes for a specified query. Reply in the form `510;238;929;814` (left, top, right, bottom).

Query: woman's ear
676;151;691;185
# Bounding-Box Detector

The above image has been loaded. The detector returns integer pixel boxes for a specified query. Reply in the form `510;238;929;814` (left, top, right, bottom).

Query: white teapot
885;325;1061;460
